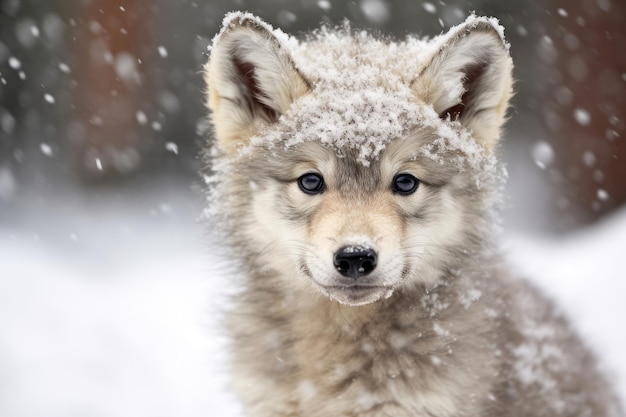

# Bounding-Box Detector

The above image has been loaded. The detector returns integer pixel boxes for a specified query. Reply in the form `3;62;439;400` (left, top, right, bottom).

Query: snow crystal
360;0;391;24
440;7;466;27
597;0;611;12
432;322;450;337
317;0;332;11
557;8;568;17
1;112;16;134
608;115;621;127
114;52;139;84
8;56;21;70
593;169;605;182
15;18;39;48
531;141;555;169
40;143;53;157
430;355;443;366
459;288;482;309
89;21;103;35
296;379;318;402
354;389;379;410
538;36;558;65
582;151;596;167
573;108;591;126
605;128;619;141
136;110;148;125
277;11;298;27
158;45;168;58
90;115;103;126
0;167;16;199
159;91;181;114
555;86;573;105
597;189;609;201
42;13;65;43
58;62;71;74
165;142;179;155
151;121;162;131
420;291;449;317
422;2;437;14
110;148;141;173
44;93;55;104
95;157;103;171
195;119;210;136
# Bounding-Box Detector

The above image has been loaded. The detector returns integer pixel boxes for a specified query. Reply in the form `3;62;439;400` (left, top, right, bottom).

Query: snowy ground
0;177;624;416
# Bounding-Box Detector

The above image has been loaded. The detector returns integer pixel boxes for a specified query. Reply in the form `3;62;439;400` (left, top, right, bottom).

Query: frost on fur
206;13;512;170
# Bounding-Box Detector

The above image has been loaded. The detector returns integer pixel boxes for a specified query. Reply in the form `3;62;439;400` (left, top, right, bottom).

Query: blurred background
1;0;624;230
0;0;624;416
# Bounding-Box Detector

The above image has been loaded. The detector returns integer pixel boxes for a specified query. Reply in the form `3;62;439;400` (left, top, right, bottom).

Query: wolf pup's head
205;12;513;306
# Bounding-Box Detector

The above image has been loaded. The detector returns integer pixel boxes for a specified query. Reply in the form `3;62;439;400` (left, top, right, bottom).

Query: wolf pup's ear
413;17;513;150
205;13;310;153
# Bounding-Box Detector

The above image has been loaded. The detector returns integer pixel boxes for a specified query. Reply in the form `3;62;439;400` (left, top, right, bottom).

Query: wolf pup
204;12;622;417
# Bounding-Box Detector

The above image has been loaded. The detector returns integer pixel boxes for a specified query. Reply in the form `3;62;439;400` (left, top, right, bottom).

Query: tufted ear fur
205;13;310;154
413;18;513;150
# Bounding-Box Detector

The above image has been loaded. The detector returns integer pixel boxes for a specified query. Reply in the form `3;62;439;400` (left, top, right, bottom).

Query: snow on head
239;15;503;172
255;83;423;166
239;24;430;166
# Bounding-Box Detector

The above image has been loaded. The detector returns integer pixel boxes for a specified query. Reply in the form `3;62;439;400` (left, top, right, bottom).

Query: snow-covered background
1;174;625;416
1;0;625;415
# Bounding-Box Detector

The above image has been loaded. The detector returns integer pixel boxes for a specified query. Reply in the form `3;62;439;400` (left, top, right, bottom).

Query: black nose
333;246;378;279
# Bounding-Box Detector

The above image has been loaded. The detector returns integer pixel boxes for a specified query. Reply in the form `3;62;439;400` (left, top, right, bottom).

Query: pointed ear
205;13;310;153
413;17;513;150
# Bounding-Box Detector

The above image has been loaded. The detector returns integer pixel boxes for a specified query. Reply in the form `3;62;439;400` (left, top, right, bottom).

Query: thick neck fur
230;253;505;417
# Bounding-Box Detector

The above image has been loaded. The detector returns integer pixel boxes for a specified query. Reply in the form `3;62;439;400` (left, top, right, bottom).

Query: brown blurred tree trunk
543;0;626;229
70;0;152;179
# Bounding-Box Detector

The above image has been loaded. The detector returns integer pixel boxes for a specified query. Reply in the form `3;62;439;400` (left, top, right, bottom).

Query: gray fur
204;12;623;417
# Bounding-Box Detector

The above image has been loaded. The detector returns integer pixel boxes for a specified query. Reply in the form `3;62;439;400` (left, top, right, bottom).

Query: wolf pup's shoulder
203;11;623;417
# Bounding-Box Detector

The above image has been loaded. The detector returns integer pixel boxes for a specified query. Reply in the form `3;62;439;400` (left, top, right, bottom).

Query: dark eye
392;173;419;195
297;173;324;195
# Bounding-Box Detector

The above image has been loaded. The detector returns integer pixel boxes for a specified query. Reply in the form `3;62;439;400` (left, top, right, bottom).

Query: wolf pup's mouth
318;284;394;306
300;254;396;305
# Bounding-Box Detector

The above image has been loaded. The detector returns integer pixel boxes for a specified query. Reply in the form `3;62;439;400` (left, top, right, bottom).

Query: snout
333;246;378;279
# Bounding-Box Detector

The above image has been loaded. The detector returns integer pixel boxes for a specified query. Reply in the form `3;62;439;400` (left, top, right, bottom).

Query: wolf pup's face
205;13;513;306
